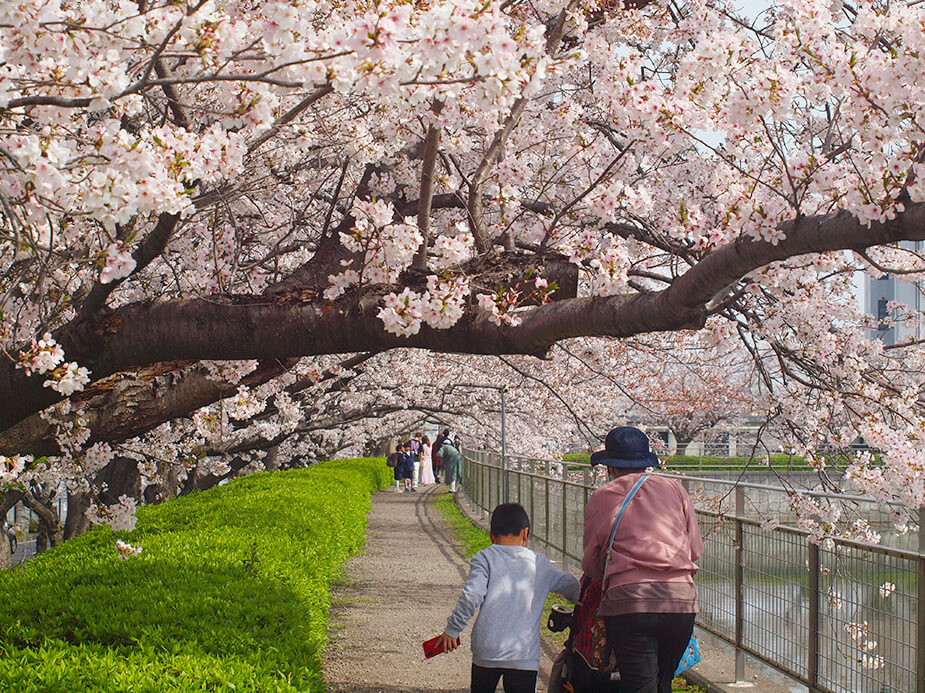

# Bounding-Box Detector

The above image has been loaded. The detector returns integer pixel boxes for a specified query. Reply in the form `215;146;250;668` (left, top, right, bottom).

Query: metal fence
461;449;925;693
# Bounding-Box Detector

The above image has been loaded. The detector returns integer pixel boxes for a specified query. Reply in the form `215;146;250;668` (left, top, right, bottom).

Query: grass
0;458;392;692
432;491;706;692
433;490;490;557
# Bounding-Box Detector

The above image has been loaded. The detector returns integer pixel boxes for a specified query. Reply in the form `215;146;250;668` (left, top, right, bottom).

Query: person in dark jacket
432;428;450;483
397;443;416;493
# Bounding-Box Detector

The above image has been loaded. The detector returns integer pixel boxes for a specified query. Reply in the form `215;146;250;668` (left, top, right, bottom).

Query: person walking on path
419;434;436;486
439;435;463;493
433;427;450;483
434;503;581;693
582;426;703;693
4;522;16;554
387;446;402;492
408;433;423;489
397;442;416;493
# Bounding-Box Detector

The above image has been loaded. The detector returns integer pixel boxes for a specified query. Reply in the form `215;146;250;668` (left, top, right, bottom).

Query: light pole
501;384;508;502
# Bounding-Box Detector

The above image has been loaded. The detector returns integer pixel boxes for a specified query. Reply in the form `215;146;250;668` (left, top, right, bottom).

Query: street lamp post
501;384;508;502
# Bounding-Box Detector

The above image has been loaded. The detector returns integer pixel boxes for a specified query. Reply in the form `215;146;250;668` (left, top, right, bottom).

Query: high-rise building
863;240;924;346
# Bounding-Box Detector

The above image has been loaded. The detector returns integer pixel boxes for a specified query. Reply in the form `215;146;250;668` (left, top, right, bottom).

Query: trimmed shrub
0;458;391;692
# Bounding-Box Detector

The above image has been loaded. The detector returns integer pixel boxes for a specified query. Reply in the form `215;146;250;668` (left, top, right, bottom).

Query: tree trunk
671;433;694;457
96;457;142;506
20;492;62;549
63;492;91;541
0;490;24;569
0;530;10;569
144;465;180;504
264;446;280;471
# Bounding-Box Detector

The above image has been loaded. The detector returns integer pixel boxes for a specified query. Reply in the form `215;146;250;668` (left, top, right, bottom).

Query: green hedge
0;458;391;692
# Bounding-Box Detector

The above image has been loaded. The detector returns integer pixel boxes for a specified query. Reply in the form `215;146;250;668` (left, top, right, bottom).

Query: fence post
808;539;820;692
918;505;925;693
562;477;568;570
734;484;746;683
545;477;550;556
529;471;535;548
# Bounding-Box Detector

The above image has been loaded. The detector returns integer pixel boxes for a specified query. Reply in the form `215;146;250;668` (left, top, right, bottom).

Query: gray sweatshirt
445;543;581;671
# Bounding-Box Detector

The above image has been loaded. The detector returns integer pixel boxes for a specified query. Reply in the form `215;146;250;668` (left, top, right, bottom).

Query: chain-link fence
461;449;925;693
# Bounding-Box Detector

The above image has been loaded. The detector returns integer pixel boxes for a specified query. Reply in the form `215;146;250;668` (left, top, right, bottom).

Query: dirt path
323;485;560;692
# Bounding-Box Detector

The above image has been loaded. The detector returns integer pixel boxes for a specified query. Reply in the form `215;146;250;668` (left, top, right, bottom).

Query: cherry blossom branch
855;249;925;276
467;0;578;252
76;212;180;323
246;85;334;155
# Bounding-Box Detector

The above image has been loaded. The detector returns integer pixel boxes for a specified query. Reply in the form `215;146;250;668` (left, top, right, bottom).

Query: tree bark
0;534;10;569
0;490;23;570
143;465;180;505
264;445;280;471
180;456;251;495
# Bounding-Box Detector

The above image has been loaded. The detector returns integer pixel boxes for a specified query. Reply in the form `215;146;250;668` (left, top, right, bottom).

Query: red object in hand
422;635;447;658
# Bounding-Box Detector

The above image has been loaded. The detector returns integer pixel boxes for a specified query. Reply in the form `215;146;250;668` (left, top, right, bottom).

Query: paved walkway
323;485;559;692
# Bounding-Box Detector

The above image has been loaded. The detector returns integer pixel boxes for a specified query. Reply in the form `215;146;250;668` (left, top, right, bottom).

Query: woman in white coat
418;434;436;486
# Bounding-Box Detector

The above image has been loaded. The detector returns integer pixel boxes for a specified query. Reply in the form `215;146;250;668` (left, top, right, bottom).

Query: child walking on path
433;503;581;693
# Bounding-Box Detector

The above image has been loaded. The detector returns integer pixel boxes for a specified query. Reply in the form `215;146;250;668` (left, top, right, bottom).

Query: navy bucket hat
590;426;659;469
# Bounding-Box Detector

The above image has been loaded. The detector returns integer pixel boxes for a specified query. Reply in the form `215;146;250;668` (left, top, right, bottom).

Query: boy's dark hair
490;503;531;537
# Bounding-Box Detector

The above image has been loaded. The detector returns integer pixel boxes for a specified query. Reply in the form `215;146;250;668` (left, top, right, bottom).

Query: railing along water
460;449;925;693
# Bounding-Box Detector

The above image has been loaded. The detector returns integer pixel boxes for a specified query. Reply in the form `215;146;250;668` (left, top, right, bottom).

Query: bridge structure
461;449;925;693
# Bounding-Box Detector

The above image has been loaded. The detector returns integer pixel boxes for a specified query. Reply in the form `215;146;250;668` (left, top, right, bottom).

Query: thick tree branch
0;359;294;456
2;202;924;433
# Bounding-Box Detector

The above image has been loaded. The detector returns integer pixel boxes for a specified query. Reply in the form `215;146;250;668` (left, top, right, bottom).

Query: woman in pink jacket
582;426;703;693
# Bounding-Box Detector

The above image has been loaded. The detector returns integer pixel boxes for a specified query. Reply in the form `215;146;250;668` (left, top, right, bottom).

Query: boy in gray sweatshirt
434;503;581;692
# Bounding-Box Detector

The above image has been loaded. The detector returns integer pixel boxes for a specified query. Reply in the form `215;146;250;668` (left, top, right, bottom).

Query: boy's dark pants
470;664;537;693
606;612;695;693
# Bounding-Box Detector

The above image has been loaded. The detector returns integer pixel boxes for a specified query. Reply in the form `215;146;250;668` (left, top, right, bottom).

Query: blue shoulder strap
601;474;649;592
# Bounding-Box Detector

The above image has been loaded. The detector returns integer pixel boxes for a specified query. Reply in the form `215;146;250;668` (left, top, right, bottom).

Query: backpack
386;452;399;468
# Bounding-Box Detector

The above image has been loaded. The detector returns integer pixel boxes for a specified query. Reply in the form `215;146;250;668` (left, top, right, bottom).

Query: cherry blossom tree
615;336;757;453
2;0;925;537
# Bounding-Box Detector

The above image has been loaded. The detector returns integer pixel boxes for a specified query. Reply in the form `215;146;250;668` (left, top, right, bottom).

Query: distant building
863;240;924;346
